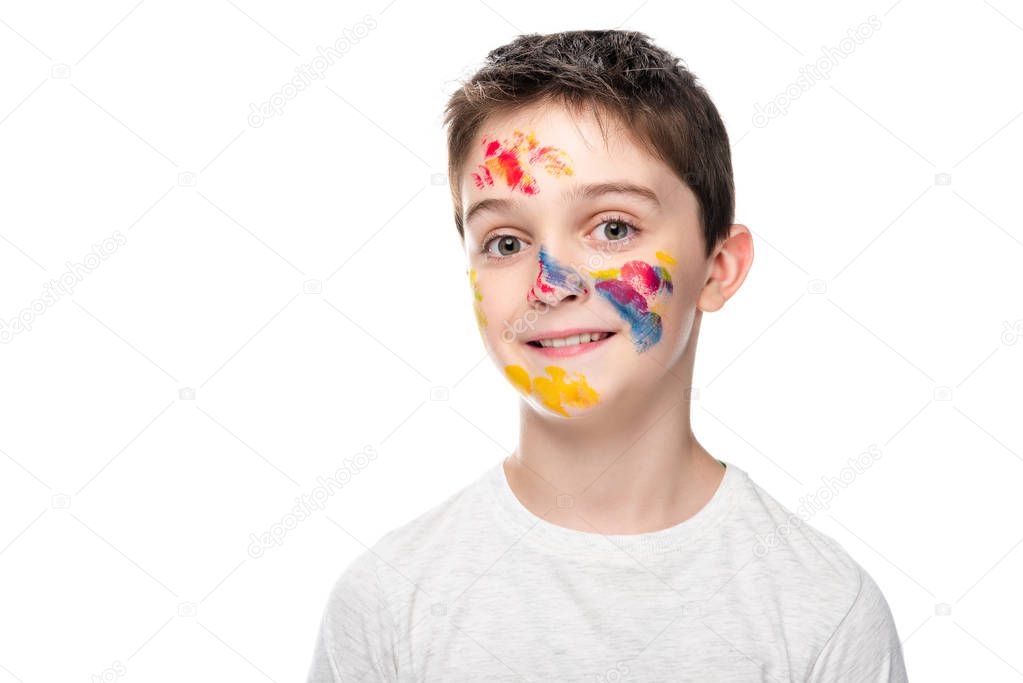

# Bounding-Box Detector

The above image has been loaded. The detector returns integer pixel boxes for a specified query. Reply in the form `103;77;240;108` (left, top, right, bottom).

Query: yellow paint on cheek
468;269;487;331
505;365;532;395
655;251;677;265
504;364;600;416
587;267;621;280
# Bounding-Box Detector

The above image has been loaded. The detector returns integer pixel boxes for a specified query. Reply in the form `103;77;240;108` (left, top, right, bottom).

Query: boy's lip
523;329;618;358
523;327;615;343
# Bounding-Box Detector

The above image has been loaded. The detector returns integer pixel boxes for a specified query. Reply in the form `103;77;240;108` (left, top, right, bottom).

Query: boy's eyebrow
565;181;662;207
464;181;661;226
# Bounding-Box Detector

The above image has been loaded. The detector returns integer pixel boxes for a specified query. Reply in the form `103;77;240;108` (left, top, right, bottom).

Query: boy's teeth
537;332;609;348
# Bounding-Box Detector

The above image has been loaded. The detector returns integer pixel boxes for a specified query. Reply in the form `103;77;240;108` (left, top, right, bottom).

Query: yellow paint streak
505;365;531;395
468;269;487;331
587;267;621;280
537;149;574;177
655;251;677;265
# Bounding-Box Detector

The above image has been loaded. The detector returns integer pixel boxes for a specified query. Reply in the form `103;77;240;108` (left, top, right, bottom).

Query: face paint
470;130;574;195
505;364;600;416
655;250;677;265
467;268;487;331
587;259;674;353
528;245;589;303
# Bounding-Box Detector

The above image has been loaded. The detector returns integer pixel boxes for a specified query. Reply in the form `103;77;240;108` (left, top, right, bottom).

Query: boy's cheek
467;268;488;334
467;271;526;355
585;250;677;354
467;268;532;341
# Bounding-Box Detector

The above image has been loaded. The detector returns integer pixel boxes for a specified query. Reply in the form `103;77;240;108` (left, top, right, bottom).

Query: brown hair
443;30;734;259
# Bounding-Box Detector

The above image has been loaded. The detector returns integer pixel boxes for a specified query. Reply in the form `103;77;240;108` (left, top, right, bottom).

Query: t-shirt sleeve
306;550;399;682
807;566;908;682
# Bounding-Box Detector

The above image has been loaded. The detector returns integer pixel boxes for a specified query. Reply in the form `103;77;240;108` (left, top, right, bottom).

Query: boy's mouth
526;331;615;348
523;329;617;357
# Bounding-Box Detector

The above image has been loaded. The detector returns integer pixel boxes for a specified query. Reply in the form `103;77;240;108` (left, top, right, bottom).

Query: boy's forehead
476;105;633;168
460;104;665;210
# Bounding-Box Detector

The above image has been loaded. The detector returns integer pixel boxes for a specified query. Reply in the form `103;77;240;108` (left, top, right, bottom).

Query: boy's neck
508;386;725;535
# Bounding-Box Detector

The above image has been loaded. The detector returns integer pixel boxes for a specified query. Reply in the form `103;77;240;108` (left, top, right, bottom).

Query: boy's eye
591;218;637;241
484;235;525;257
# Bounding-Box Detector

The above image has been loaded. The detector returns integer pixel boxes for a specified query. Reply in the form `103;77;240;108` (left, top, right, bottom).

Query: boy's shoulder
377;463;496;550
730;467;904;673
730;465;866;599
341;463;498;583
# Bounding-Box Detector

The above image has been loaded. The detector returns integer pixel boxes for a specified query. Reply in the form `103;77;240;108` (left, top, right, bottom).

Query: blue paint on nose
537;245;587;294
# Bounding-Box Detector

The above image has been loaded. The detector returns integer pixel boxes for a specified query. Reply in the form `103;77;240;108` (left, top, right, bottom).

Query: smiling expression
460;104;705;418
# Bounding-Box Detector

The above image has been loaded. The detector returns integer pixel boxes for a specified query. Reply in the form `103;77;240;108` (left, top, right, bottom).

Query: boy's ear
698;224;753;313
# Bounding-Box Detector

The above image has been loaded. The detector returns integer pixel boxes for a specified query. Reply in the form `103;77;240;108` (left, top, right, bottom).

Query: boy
308;30;907;681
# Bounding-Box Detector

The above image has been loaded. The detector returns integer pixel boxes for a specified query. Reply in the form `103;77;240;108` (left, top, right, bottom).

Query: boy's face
460;103;708;419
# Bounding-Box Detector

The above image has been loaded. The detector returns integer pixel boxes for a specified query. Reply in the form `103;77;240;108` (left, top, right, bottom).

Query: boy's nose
526;245;589;306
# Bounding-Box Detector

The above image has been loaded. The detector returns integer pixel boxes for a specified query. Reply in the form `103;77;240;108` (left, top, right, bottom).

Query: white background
1;0;1021;680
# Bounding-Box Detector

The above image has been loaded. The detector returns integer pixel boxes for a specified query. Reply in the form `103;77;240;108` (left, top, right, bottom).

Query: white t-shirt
307;460;908;681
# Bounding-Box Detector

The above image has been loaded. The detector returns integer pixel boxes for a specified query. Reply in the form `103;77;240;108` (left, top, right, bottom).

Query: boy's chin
501;367;631;420
511;357;674;415
524;381;651;421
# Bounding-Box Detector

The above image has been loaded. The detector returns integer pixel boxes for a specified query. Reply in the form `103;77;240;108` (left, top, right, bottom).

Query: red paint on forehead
473;167;491;189
469;130;572;196
530;146;556;163
492;150;526;190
